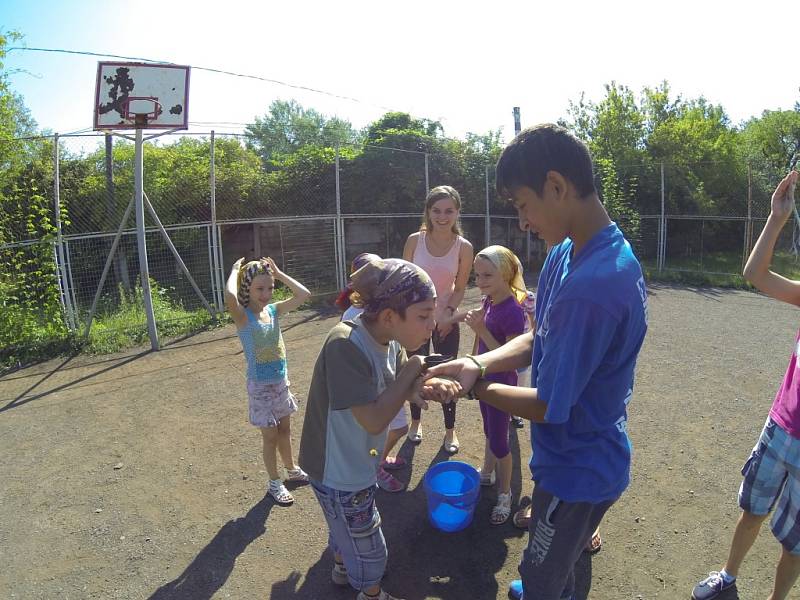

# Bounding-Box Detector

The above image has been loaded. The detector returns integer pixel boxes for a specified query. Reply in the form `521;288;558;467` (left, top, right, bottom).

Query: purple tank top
478;295;526;386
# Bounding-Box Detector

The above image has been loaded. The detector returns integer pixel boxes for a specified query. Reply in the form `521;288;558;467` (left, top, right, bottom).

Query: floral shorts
247;379;298;428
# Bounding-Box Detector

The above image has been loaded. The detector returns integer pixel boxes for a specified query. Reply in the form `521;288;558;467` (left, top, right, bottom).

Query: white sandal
268;480;294;505
490;492;512;525
478;468;496;487
285;467;308;482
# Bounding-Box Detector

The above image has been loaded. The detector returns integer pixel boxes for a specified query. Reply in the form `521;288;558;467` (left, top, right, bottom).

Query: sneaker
511;416;524;428
691;571;736;600
509;581;573;600
356;590;404;600
331;561;348;586
376;467;405;493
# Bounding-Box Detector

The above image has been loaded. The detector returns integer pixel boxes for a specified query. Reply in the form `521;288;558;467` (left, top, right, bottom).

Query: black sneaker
511;416;524;428
691;571;736;600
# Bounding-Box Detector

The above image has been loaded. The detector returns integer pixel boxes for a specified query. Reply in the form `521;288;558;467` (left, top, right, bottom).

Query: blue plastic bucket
423;461;480;532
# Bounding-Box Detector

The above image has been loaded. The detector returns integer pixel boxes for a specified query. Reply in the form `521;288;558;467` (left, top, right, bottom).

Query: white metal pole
53;134;76;331
335;145;346;289
134;127;159;350
210;131;223;312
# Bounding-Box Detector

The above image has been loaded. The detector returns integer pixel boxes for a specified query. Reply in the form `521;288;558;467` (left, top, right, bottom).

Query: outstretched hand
771;171;799;221
424;357;480;401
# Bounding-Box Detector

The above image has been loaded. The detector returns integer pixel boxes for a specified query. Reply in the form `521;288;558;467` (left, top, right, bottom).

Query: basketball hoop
121;97;163;128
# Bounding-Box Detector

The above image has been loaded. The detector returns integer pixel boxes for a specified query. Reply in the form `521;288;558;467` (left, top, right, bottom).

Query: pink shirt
770;329;800;439
412;231;464;307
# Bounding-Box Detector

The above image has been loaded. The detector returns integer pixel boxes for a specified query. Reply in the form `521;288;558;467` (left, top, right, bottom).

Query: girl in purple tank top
466;245;528;525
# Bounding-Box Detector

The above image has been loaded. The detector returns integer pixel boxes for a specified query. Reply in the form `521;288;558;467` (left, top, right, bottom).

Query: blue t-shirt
530;223;648;503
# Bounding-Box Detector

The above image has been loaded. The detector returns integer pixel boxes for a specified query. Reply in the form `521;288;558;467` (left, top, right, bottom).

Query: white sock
719;568;735;583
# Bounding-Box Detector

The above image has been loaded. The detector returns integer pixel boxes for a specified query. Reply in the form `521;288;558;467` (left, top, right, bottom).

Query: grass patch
0;283;301;373
642;251;800;289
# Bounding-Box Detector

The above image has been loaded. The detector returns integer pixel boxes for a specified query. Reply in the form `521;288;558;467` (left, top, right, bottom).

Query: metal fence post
742;162;753;271
485;165;491;247
424;153;430;193
659;162;665;272
53;134;76;331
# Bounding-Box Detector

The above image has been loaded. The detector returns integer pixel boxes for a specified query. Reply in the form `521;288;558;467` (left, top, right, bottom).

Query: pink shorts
247;379;298;428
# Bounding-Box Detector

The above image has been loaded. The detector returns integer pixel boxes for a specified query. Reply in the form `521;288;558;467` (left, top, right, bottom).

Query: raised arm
224;257;248;328
266;257;312;316
743;171;800;306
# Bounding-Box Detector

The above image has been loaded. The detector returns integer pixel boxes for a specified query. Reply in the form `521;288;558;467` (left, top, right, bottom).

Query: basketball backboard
94;62;190;130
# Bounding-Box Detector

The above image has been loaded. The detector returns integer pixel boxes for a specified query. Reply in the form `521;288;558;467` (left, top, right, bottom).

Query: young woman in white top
402;185;473;454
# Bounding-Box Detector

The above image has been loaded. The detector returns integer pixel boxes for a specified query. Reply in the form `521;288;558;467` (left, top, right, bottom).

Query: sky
3;0;799;150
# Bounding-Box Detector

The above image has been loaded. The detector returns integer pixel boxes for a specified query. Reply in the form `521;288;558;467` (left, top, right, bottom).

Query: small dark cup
424;354;452;368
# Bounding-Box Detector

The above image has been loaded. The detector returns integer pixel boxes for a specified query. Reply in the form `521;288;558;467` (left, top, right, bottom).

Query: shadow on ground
148;497;275;600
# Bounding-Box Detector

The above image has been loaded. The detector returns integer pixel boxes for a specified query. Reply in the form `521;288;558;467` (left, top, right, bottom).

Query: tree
740;106;800;173
245;99;360;166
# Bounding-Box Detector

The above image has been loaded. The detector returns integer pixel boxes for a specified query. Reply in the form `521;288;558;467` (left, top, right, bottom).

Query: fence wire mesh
2;131;795;361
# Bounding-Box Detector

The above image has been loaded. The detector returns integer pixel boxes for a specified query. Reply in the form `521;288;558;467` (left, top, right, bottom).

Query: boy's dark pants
520;487;615;600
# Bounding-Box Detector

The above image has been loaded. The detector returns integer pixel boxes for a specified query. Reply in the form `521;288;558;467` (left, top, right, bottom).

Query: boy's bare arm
472;380;548;422
743;171;800;305
351;355;426;435
426;331;534;394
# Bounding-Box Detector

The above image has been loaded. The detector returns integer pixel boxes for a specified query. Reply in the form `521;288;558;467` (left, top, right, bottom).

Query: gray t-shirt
299;316;404;491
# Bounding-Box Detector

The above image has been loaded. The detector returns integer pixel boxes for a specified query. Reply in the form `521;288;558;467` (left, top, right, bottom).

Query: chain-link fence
0;131;790;358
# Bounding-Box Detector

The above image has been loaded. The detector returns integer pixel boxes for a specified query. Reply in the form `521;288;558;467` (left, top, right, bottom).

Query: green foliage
595;157;640;244
245;99;361;166
85;279;214;354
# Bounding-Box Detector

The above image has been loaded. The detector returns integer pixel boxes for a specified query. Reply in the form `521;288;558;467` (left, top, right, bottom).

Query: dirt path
1;284;796;600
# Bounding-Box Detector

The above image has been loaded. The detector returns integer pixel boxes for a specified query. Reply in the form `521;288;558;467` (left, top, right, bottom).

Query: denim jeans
310;480;387;590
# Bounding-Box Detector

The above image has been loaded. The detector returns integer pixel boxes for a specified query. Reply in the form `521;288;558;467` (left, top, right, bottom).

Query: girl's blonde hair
475;245;527;304
420;185;463;236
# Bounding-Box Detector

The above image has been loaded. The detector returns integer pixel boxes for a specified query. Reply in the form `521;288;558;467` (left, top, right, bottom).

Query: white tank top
412;231;464;307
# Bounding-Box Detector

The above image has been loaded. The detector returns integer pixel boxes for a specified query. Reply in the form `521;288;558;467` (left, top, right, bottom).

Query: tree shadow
0;349;152;412
148;496;274;600
269;548;352;599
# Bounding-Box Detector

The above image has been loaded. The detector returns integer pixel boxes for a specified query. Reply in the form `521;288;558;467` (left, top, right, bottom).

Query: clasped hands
408;355;480;410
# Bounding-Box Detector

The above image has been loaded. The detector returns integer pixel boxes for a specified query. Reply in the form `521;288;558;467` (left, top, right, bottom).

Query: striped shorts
739;417;800;554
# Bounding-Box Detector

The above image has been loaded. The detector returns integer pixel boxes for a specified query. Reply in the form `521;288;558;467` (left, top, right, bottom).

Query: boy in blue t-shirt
428;123;648;600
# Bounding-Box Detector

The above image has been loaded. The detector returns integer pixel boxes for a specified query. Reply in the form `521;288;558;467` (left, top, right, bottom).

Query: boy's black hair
495;123;597;200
